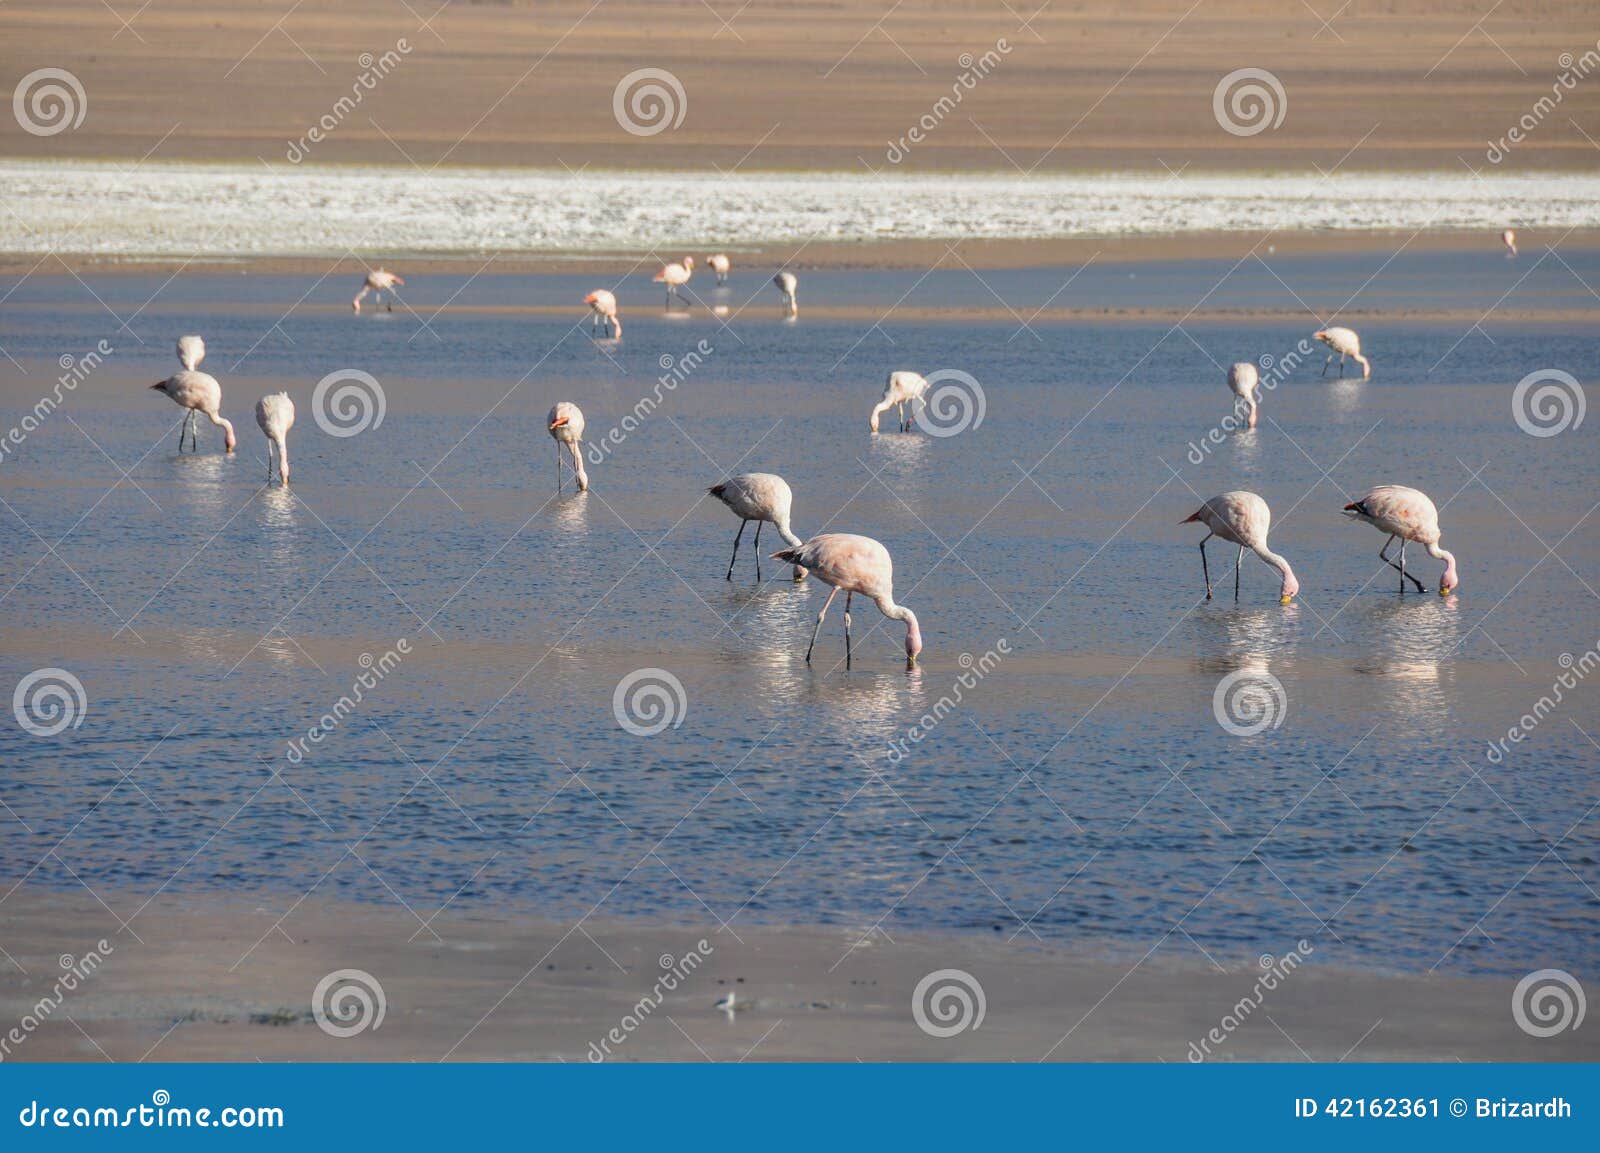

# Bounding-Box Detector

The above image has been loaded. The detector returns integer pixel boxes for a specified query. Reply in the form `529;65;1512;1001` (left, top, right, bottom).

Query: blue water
1;254;1596;978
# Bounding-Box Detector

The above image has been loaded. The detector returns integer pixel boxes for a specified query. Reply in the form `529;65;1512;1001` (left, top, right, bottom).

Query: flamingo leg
805;587;840;665
1378;535;1426;593
844;591;853;669
1235;545;1244;601
753;521;763;581
266;442;274;484
1321;354;1334;377
556;442;563;493
1338;354;1346;379
726;519;747;581
1199;534;1214;599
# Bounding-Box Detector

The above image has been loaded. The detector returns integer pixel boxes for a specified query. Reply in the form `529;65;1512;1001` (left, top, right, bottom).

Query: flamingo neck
1427;543;1456;585
774;520;806;579
869;398;893;431
877;598;922;664
1255;546;1296;595
276;435;290;483
568;441;589;490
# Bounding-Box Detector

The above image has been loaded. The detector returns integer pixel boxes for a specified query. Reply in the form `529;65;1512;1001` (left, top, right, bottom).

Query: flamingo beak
1280;594;1294;605
149;382;164;390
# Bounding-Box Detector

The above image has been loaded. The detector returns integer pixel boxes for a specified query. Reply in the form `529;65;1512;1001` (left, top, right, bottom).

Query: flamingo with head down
255;392;295;485
353;268;404;313
1181;491;1299;604
152;370;236;454
1228;361;1260;429
584;290;621;337
1314;326;1370;379
708;254;731;285
773;271;798;317
870;371;929;433
708;472;806;581
1502;229;1518;257
548;402;589;492
1342;485;1458;595
771;533;922;669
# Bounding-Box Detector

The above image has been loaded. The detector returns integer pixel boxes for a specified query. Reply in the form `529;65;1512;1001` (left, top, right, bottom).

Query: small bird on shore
152;370;236;454
1181;491;1299;604
255;392;295;485
708;253;731;285
870;370;930;433
1314;326;1370;379
1342;485;1458;595
654;257;694;308
352;268;404;313
708;472;807;581
584;289;621;337
1228;362;1260;429
773;271;798;317
548;402;589;492
771;533;922;669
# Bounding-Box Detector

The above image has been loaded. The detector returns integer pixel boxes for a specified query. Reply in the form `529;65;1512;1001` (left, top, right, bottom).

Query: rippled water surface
1;253;1596;977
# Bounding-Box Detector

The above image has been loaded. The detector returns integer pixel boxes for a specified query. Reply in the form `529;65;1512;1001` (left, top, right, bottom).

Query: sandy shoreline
1;892;1591;1062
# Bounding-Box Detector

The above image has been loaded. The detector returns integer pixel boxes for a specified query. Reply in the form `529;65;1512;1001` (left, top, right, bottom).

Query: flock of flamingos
145;240;1493;670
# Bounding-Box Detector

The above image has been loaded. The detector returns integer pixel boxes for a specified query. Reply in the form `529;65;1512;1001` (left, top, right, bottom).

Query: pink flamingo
771;533;922;669
1228;361;1260;429
353;268;404;313
654;257;694;308
548;402;589;492
1342;485;1458;595
773;271;798;317
1181;491;1299;604
584;289;621;337
255;392;295;485
708;472;806;581
176;334;205;371
151;370;236;454
1501;229;1518;257
708;254;731;285
1314;326;1370;379
869;370;929;433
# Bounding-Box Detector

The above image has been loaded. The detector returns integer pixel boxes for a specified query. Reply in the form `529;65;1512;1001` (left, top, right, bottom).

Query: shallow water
1;254;1596;977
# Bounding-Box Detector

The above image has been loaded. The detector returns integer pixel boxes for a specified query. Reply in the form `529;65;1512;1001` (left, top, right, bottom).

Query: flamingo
1228;362;1260;429
548;402;589;492
869;370;929;433
654;257;694;308
1181;491;1300;604
584;289;621;337
352;268;404;313
770;533;922;669
773;271;798;317
708;472;806;582
255;392;295;485
1342;485;1458;595
1313;326;1370;379
708;253;731;285
151;370;236;454
173;335;207;445
1502;228;1518;257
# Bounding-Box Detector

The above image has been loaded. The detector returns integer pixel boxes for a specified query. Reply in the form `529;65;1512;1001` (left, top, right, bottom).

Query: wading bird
548;402;589;492
255;392;295;485
176;334;205;371
1502;228;1518;257
773;271;798;317
151;370;236;454
1342;485;1458;595
708;472;806;581
771;533;922;669
1314;326;1370;379
1181;491;1300;604
654;257;694;308
352;268;404;313
1228;361;1260;429
708;253;731;285
870;370;930;433
584;289;621;337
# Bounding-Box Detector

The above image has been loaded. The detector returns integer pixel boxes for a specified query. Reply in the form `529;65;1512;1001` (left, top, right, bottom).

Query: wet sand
2;892;1592;1062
